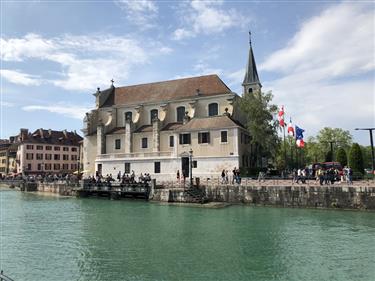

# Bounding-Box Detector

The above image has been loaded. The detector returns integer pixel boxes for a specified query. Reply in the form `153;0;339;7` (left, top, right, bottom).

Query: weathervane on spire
249;30;252;46
111;78;114;87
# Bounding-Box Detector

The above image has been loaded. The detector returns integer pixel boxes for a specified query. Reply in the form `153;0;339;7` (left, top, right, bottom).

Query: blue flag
295;126;305;140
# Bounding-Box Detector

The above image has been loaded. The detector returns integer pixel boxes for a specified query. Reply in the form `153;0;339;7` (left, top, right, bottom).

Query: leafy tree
349;143;364;175
361;145;374;169
325;150;333;162
316;127;353;160
238;90;279;167
305;136;325;163
336;147;348;167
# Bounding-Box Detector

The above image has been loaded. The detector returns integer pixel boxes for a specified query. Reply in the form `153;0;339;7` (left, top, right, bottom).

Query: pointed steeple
242;31;262;94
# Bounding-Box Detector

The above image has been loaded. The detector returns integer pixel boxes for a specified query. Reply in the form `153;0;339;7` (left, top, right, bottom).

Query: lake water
0;189;374;281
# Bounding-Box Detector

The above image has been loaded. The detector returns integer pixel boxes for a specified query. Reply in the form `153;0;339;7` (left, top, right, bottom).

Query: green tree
336;147;348;167
305;136;325;163
325;150;333;162
316;127;353;160
349;143;364;175
238;90;279;167
361;145;373;169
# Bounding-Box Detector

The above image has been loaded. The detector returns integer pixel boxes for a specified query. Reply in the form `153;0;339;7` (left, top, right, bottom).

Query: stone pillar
97;124;106;155
152;118;160;152
125;119;132;154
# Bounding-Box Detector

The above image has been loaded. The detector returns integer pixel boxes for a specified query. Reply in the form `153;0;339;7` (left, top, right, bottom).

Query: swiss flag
278;106;285;127
287;119;294;136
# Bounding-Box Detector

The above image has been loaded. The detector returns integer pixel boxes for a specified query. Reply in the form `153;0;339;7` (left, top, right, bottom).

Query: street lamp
355;128;375;178
189;148;193;188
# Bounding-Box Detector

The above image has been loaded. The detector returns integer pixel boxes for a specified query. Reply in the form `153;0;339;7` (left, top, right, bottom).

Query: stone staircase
184;188;209;204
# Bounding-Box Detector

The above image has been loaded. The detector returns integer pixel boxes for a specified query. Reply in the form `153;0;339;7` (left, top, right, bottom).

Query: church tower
242;32;262;94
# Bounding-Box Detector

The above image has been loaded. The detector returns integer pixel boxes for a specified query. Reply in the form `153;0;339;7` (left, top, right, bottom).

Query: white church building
82;40;262;181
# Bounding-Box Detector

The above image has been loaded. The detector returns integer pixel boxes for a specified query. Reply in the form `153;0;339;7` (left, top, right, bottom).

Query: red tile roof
103;74;231;107
176;115;244;132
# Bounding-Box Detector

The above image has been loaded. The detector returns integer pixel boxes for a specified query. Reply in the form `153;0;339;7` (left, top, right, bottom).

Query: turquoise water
0;189;374;281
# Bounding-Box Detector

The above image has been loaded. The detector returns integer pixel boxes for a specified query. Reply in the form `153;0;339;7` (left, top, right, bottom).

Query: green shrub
349;143;364;175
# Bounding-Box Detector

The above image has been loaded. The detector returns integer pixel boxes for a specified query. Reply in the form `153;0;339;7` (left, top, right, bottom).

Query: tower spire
242;31;261;94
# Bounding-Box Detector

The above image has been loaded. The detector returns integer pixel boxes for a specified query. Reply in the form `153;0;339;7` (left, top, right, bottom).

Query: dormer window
150;109;158;123
125;111;132;122
208;103;218;116
176;106;185;122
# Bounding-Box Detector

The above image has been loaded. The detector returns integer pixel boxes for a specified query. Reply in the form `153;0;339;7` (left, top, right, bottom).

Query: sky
0;0;374;145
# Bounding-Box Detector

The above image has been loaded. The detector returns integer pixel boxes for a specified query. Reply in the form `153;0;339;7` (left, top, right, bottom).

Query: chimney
74;130;77;135
63;129;68;139
20;128;28;141
48;129;52;137
39;128;44;138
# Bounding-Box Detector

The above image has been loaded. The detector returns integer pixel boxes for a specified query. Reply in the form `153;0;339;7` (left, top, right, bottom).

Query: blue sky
1;0;374;145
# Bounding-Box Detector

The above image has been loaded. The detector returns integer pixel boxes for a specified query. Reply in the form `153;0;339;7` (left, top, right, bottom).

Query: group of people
87;170;152;186
0;173;80;183
219;168;241;184
315;166;353;185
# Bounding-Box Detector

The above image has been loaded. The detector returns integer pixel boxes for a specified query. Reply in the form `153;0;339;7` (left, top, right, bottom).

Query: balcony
96;151;173;160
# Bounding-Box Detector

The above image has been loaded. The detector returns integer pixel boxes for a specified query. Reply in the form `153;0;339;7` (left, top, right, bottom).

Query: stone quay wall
153;184;375;210
37;182;77;196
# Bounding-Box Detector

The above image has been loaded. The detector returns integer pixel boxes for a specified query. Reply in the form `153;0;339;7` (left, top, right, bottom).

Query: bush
336;147;348;167
349;143;364;175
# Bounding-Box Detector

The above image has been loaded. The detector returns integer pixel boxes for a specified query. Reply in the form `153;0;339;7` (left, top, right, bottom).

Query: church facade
82;41;261;181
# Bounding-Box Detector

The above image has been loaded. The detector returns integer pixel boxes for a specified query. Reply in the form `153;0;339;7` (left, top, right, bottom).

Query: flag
278;105;285;127
296;139;305;148
287;118;294;136
295;125;305;140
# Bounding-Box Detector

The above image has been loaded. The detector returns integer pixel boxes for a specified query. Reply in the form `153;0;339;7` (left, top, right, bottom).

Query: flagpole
283;125;287;171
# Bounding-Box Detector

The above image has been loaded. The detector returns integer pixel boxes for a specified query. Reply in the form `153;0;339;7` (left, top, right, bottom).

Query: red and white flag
278;106;285;127
296;139;305;148
287;118;294;136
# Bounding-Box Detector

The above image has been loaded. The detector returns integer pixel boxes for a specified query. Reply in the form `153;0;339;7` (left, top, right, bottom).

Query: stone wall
153;184;375;210
37;182;77;196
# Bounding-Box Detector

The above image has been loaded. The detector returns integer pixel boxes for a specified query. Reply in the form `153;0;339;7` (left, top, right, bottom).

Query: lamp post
189;148;193;188
355;128;375;178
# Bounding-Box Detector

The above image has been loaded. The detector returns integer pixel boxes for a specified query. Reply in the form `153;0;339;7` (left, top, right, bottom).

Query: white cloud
115;0;158;29
260;3;375;80
260;2;375;139
172;0;249;40
22;104;91;120
1;33;171;91
0;69;42;86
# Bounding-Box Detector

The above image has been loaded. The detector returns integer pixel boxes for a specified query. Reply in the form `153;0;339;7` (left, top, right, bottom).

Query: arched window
150;109;158;123
176;106;185;122
208;103;218;116
125;111;132;122
248;88;253;94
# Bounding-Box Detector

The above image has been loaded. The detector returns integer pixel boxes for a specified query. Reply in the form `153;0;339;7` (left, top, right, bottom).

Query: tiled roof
162;122;183;131
21;129;82;146
102;74;231;107
176;115;245;132
107;127;125;134
134;125;153;133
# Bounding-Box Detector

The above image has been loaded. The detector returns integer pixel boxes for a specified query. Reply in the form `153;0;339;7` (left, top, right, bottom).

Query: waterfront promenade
1;177;375;210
